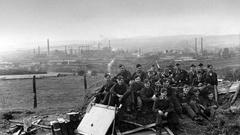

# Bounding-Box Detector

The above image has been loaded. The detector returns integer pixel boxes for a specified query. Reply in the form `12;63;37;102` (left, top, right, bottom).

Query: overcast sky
0;0;240;52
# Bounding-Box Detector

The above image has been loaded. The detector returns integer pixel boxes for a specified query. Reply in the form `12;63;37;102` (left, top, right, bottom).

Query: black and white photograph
0;0;240;135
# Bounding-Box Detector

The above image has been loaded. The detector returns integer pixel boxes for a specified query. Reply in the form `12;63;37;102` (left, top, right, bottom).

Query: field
0;56;239;135
0;75;102;113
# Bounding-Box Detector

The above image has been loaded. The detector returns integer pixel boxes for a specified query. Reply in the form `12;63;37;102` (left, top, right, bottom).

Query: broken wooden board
76;103;116;135
218;81;240;94
126;129;170;135
122;123;156;135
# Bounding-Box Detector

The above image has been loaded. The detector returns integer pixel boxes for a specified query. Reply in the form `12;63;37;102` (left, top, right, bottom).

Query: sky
0;0;240;52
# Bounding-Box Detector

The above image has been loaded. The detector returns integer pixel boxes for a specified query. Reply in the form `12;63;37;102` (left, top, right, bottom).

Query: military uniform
140;87;154;112
95;80;116;104
132;70;147;82
124;81;144;111
107;83;128;106
116;69;132;84
177;88;198;119
173;68;189;86
153;97;179;133
188;70;197;86
205;71;218;86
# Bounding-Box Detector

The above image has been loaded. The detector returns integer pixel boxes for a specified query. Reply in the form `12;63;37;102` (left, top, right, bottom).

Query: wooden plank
120;120;156;132
128;131;156;135
9;120;51;129
164;127;174;135
122;123;156;135
116;126;122;135
231;82;240;104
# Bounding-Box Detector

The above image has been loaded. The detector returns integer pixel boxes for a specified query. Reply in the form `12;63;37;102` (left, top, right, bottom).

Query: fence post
33;75;37;108
84;74;87;89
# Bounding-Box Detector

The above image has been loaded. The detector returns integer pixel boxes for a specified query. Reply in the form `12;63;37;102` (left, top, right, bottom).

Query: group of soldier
94;62;218;134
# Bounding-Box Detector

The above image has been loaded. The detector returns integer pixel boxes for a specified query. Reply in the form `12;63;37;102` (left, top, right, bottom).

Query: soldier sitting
147;69;159;89
200;92;218;119
124;76;144;112
132;64;147;82
94;73;116;104
139;79;154;113
115;64;132;85
173;63;189;87
162;78;183;118
188;64;197;86
153;88;182;135
177;85;202;122
188;88;205;117
106;75;128;106
193;70;205;86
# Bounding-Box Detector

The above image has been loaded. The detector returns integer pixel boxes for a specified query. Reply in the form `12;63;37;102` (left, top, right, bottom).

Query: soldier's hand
212;105;218;109
119;97;123;102
164;112;168;116
158;110;163;115
117;94;123;98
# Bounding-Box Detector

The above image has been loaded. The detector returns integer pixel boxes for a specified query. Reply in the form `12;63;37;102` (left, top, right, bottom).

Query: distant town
0;35;240;77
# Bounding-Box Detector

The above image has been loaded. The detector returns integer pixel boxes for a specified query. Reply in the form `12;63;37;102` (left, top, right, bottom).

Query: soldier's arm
165;101;175;113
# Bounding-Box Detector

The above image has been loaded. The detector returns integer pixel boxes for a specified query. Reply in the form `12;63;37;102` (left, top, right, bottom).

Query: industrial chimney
195;38;198;55
200;37;203;55
38;46;40;55
47;39;50;55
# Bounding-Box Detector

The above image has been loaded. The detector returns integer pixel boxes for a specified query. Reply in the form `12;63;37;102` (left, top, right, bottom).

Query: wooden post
33;76;37;108
84;74;87;89
214;85;218;103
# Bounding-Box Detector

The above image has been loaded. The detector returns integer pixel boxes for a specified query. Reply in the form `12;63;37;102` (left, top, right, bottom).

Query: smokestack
70;47;73;55
78;46;81;55
201;37;203;55
98;42;101;49
47;39;50;55
38;46;40;55
108;40;111;49
65;46;67;55
195;38;198;55
33;49;36;56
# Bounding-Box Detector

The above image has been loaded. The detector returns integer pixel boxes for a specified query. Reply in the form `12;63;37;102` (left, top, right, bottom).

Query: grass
0;75;102;113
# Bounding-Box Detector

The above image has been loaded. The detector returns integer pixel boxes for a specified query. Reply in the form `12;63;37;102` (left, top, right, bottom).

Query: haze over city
0;0;240;52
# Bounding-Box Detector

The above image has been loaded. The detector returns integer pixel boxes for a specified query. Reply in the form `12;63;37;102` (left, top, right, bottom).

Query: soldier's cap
183;84;189;88
155;80;161;85
119;64;124;68
167;64;174;68
134;75;141;80
175;63;180;66
161;88;168;93
117;75;124;80
207;64;213;68
198;63;203;67
207;91;213;95
143;79;150;84
162;78;171;83
147;69;154;73
104;73;110;78
136;64;142;68
190;64;196;67
197;70;202;74
192;87;200;93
